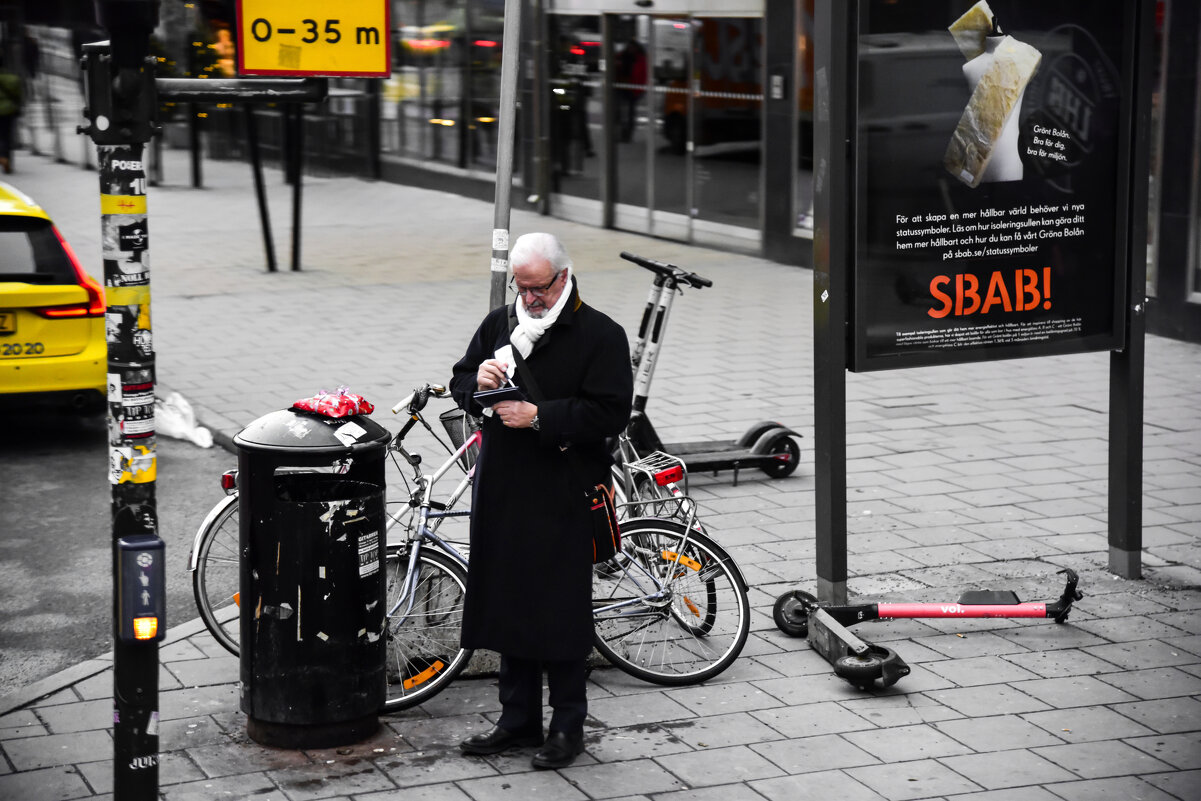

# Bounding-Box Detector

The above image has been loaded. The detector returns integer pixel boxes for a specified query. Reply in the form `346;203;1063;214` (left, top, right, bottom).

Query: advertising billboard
850;0;1138;370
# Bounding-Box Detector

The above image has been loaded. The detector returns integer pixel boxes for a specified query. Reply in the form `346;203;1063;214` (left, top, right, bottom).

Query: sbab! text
929;268;1052;319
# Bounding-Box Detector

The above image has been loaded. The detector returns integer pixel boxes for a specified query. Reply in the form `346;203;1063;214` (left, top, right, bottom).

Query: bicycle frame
385;400;479;622
387;428;478;544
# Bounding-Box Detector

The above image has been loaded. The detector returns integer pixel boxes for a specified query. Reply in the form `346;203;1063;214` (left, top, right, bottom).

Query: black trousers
496;655;587;735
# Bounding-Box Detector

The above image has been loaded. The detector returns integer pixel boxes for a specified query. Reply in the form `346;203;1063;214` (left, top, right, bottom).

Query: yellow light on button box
132;617;160;640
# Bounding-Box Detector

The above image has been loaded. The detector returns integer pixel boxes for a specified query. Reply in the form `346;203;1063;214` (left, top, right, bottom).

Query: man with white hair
450;233;632;769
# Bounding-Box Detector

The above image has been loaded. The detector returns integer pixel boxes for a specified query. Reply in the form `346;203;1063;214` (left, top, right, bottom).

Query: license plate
0;310;15;334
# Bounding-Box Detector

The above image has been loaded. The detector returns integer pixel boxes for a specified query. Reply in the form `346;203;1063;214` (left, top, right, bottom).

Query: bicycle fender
189;493;239;571
748;426;802;455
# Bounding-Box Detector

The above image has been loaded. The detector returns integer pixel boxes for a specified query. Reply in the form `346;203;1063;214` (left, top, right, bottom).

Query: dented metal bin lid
233;408;391;455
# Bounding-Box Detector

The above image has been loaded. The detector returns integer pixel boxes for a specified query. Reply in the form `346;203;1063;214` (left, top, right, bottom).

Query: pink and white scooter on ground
773;569;1083;690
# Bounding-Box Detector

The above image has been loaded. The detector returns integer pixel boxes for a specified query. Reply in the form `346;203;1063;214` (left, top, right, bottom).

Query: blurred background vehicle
0;181;106;413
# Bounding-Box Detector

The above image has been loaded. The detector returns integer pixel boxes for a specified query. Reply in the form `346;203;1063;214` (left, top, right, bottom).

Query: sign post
489;0;523;311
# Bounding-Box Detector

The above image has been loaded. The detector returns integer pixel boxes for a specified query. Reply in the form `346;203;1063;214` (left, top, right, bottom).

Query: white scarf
511;268;574;358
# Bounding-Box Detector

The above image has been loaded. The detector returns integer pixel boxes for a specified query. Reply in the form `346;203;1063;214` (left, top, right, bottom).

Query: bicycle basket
440;407;482;471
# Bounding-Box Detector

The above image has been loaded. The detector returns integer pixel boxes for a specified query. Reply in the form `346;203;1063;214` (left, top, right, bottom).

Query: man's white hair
510;232;573;276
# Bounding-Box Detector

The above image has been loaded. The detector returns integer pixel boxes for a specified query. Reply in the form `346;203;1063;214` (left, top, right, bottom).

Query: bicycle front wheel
592;519;749;685
192;493;241;656
383;547;473;713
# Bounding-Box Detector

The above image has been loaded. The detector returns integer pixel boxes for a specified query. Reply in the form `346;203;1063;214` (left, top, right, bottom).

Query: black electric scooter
619;251;802;486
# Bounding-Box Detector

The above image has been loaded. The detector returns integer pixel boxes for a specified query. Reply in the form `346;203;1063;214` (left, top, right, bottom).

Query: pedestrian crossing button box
117;535;166;642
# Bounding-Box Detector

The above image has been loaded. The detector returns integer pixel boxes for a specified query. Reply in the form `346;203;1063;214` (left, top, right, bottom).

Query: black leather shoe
531;730;584;769
459;725;543;756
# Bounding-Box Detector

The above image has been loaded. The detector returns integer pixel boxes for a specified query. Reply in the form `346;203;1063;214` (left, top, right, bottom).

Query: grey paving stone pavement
1;146;1199;800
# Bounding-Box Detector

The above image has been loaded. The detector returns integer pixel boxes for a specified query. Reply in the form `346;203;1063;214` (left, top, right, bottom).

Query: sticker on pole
237;0;391;77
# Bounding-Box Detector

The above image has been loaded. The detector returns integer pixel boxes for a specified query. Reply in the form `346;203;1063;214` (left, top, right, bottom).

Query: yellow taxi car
0;182;106;412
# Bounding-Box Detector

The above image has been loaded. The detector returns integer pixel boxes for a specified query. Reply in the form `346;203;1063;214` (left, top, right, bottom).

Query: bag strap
507;312;548;401
509;344;546;405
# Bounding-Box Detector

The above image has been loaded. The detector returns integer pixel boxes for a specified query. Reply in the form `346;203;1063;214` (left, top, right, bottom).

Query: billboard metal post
1109;0;1157;579
812;0;852;605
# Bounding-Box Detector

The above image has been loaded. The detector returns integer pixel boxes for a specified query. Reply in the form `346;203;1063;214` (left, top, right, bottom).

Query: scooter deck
681;448;770;468
660;442;784;473
660;439;742;456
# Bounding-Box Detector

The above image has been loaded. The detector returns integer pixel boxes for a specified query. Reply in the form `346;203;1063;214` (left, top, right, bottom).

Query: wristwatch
530;414;541;431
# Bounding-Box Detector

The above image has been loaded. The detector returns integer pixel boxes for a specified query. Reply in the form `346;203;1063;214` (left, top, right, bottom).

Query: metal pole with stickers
79;2;165;797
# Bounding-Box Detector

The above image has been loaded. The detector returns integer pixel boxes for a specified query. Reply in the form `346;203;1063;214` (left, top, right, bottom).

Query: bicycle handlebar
619;251;713;289
391;382;449;415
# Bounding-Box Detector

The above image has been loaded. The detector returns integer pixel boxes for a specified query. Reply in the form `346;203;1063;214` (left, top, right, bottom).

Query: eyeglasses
509;271;561;298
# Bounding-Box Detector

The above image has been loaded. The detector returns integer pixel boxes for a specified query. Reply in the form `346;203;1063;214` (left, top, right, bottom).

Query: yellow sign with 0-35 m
236;0;391;77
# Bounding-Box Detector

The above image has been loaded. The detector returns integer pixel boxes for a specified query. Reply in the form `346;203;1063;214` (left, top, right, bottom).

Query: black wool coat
450;281;632;660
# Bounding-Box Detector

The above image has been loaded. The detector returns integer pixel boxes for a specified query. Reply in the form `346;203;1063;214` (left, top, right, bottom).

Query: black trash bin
233;408;392;748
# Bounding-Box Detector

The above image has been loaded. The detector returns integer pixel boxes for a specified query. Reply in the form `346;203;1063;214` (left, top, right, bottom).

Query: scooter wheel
772;590;815;637
760;434;800;478
833;653;885;690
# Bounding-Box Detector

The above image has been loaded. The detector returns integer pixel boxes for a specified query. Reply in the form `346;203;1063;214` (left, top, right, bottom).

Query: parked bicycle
594;448;749;684
191;384;750;703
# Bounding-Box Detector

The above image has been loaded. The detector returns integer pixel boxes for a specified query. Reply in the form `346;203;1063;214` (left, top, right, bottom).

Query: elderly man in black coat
450;232;632;769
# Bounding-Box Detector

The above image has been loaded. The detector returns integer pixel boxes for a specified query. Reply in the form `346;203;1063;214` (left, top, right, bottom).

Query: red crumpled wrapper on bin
291;386;375;418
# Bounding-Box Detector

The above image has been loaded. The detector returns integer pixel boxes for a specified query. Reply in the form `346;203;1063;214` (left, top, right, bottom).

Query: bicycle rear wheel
383;547;473;712
192;494;241;655
592;519;749;685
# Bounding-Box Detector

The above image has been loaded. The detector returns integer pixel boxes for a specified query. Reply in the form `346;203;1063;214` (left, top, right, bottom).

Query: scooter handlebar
619;251;712;289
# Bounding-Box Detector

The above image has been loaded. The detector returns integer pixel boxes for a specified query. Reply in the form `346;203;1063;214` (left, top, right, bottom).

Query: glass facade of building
385;0;508;173
378;0;807;257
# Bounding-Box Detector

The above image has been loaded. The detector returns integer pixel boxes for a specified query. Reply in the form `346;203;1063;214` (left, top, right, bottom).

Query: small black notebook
473;385;527;406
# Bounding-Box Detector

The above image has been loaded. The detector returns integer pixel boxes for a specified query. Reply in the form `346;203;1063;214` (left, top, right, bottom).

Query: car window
0;216;76;284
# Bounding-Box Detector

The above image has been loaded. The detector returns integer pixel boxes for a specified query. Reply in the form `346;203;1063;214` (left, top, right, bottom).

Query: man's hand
477;358;509;391
494;400;538;429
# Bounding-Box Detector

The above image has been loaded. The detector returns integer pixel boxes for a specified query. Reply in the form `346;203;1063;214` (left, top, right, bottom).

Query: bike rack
617;450;696;527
